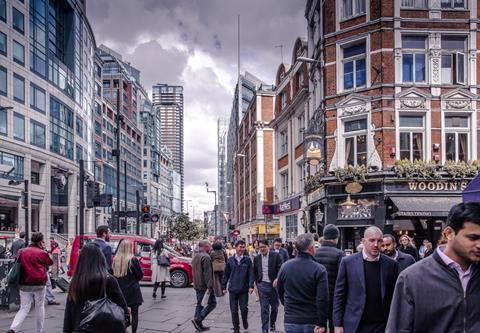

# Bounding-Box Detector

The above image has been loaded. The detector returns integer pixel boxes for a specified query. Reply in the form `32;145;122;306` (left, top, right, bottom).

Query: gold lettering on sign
427;182;435;190
404;181;468;191
449;183;457;191
436;182;445;191
408;182;418;190
460;181;467;191
419;182;426;190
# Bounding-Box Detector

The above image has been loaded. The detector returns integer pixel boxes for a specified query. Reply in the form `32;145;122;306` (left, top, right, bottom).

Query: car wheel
170;270;188;288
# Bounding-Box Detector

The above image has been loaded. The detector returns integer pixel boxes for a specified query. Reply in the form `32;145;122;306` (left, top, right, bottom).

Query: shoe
161;295;167;299
233;330;240;333
242;320;248;330
198;322;210;331
152;292;157;299
7;330;15;333
47;301;60;305
192;319;201;331
270;324;276;331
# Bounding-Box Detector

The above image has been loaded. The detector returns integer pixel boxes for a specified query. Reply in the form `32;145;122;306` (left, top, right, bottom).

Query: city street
0;285;285;333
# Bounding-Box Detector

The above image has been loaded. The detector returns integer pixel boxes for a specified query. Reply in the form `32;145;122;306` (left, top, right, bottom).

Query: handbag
157;253;170;267
7;253;22;286
79;296;126;333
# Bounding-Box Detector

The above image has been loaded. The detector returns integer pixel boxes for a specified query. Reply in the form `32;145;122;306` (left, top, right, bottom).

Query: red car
67;234;193;288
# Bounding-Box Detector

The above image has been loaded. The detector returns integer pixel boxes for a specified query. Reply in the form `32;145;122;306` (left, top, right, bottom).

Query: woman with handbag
63;243;129;333
113;240;143;333
151;239;170;299
210;241;227;297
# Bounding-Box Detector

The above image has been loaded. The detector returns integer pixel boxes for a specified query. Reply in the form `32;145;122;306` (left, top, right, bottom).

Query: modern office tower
0;0;96;240
217;118;228;238
152;83;184;213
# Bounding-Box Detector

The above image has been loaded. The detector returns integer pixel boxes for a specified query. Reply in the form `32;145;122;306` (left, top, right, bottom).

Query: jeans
10;287;47;333
229;291;249;330
284;323;316;333
45;275;55;303
257;282;279;332
194;289;217;322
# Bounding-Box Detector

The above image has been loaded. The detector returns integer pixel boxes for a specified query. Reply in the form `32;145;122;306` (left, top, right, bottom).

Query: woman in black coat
113;239;144;333
63;243;128;333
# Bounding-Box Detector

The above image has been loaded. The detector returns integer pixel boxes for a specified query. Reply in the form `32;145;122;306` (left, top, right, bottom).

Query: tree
171;213;202;242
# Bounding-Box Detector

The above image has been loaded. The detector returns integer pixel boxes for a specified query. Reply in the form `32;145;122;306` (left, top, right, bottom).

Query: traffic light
142;205;151;222
86;181;101;208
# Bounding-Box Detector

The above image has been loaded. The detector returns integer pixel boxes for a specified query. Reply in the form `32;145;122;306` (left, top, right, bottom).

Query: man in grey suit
333;226;398;333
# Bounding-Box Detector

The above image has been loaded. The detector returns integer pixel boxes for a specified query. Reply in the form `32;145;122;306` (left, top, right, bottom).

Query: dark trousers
229;291;249;330
130;304;139;333
257;281;279;332
357;322;386;333
194;289;217;323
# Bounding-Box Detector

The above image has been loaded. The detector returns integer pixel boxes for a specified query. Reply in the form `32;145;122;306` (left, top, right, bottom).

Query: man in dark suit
93;225;113;272
381;234;416;273
253;239;283;333
333;226;398;333
11;232;26;256
314;224;345;332
272;238;289;262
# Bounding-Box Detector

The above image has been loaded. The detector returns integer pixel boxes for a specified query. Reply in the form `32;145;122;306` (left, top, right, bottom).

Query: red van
67;234;193;288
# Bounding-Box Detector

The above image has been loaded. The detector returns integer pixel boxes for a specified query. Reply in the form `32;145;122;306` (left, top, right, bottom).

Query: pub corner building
305;171;476;253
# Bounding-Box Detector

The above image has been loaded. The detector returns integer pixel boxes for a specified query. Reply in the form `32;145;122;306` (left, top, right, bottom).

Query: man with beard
381;234;416;273
386;202;480;333
93;225;113;273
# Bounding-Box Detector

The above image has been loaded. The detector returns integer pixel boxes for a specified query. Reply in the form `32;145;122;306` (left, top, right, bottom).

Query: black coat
253;251;283;283
395;251;416;273
398;245;418;261
115;257;144;306
63;275;128;333
93;239;113;272
314;241;345;312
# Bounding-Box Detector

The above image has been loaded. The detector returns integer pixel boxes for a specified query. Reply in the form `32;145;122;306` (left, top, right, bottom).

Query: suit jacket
272;247;289;263
333;253;398;333
253;251;283;283
93;238;113;272
396;251;416;273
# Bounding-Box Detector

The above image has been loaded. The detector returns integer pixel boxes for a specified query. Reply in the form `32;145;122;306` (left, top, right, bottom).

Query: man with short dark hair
315;224;345;332
7;232;53;333
277;233;328;333
386;202;480;333
334;226;398;333
223;240;255;333
253;239;283;333
381;234;415;273
93;225;112;272
11;231;26;257
192;240;216;331
272;238;289;262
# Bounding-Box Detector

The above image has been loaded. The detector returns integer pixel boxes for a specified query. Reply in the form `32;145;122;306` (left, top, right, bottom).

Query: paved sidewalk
0;286;285;333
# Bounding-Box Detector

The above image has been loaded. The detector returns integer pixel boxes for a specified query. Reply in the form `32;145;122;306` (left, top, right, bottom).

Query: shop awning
462;174;480;203
391;196;462;217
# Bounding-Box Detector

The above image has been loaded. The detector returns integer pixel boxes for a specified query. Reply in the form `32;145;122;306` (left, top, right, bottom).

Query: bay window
342;42;366;90
342;0;366;19
441;36;466;85
445;115;469;162
344;118;367;166
281;172;289;199
402;36;426;83
399;115;424;161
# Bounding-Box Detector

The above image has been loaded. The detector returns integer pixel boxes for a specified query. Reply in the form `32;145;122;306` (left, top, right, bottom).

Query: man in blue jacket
93;225;113;273
223;239;255;333
272;238;289;262
277;233;328;333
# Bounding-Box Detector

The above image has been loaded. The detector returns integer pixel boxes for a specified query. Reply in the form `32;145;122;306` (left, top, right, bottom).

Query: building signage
307;186;325;203
273;196;301;214
386;180;469;193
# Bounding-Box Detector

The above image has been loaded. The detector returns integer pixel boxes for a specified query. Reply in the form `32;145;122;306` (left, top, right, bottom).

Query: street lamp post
205;182;217;236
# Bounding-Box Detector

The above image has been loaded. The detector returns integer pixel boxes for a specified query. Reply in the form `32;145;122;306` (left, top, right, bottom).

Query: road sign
150;214;159;222
232;229;240;237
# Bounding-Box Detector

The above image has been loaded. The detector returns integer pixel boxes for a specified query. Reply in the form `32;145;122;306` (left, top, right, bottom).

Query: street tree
171;213;202;243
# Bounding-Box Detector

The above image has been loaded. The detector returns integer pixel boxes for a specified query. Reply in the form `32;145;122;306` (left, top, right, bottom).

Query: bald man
333;227;399;333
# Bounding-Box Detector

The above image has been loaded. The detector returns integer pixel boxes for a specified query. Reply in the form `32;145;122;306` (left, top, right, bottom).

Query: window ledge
339;13;366;24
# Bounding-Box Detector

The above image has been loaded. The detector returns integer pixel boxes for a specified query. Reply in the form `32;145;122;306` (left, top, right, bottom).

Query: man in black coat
253;239;283;333
272;238;289;262
314;224;345;332
334;226;398;333
381;234;416;273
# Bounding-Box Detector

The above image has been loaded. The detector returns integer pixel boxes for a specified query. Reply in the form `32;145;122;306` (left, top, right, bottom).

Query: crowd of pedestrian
3;201;480;333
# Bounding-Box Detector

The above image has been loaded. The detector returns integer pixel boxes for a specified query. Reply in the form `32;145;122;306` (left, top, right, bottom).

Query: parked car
67;234;193;288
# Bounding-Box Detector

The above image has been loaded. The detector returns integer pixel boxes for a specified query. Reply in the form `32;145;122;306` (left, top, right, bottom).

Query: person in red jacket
7;232;53;333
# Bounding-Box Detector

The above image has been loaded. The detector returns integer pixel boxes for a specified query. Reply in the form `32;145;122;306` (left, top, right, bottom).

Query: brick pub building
304;0;479;251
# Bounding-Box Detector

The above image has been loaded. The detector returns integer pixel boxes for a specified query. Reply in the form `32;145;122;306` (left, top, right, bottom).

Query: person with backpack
151;239;170;298
210;241;228;297
7;232;53;333
63;243;129;333
113;240;143;333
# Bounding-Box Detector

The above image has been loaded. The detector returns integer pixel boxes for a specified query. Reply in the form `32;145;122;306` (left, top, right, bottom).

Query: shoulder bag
7;252;22;286
79;290;126;333
157;252;171;267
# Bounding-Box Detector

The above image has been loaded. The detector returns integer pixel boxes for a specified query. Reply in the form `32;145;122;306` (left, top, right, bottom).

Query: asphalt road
0;285;285;333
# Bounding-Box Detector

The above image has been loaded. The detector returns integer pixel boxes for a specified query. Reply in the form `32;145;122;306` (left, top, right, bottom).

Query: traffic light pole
79;159;85;249
24;180;29;247
136;190;140;235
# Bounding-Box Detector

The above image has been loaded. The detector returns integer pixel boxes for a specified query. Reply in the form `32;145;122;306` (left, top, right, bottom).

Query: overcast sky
87;0;307;219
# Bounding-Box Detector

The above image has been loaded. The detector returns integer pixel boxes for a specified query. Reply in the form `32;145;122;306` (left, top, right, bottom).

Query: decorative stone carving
342;104;366;116
400;99;425;109
430;0;441;10
446;100;471;110
329;130;338;172
432;57;440;83
430;49;441;58
394;49;402;58
470;50;477;60
368;125;382;170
